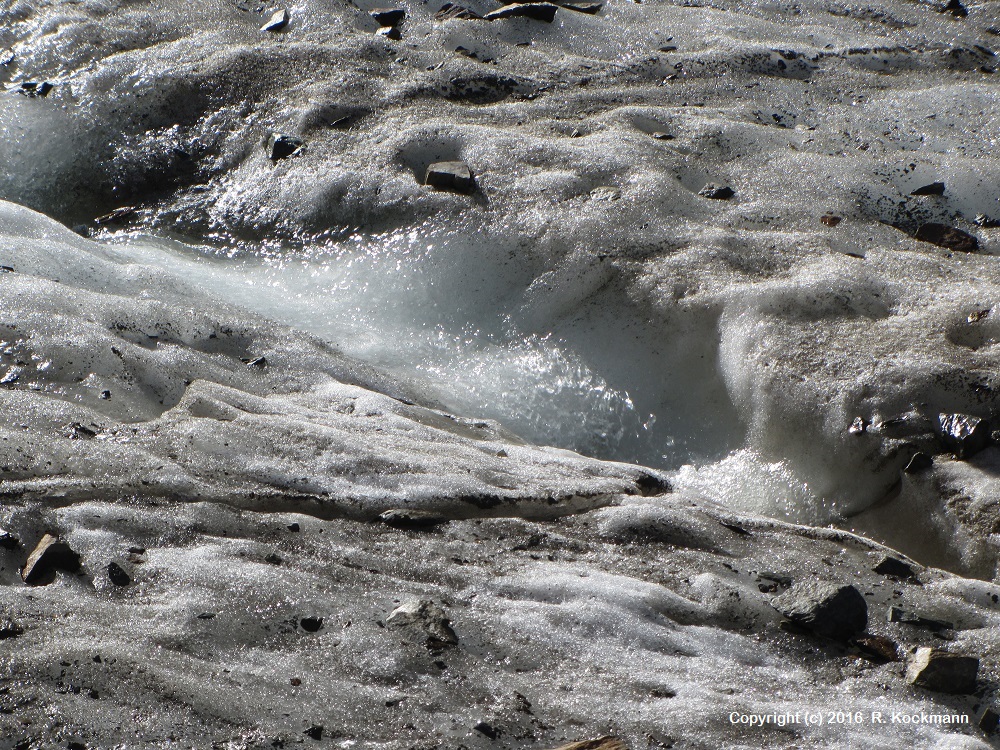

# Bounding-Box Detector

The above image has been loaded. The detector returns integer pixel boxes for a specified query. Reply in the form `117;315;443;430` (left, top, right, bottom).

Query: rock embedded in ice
914;223;979;252
386;599;458;649
979;708;999;735
107;561;132;587
905;647;978;694
853;635;899;663
0;528;20;550
557;0;603;13
473;721;498;739
266;133;303;161
888;606;953;632
936;413;990;459
941;0;968;17
697;183;735;200
261;8;290;32
484;2;559;22
975;214;1000;228
771;580;868;641
820;213;842;226
299;616;324;632
424;161;475;193
376;26;402;39
379;508;449;529
0;611;23;640
435;3;482;19
93;206;137;226
17;81;52;98
21;534;83;586
304;725;324;740
872;555;915;580
369;8;406;26
910;182;946;196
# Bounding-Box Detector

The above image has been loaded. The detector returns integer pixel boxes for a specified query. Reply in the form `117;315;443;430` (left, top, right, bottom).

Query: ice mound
0;200;664;514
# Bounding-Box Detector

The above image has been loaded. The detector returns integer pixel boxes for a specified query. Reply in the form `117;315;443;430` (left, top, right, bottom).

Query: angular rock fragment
435;2;482;19
0;528;20;550
18;81;53;97
107;561;132;587
261;8;290;31
698;183;734;200
0;611;23;640
910;182;945;196
906;647;978;694
300;617;324;632
387;599;458;650
975;213;1000;228
376;25;402;39
771;580;867;641
937;413;990;459
820;213;842;226
379;509;449;529
21;534;83;585
304;725;324;740
941;0;967;16
848;416;867;434
94;206;137;226
853;635;899;663
915;223;978;252
873;556;915;579
888;606;953;632
424;161;475;193
650;131;674;140
370;8;405;25
549;739;626;750
245;355;268;369
473;721;498;739
484;2;558;21
979;708;999;735
267;134;303;161
556;0;602;12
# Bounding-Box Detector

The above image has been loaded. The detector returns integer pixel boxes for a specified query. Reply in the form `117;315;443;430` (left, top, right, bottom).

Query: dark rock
853;635;899;662
906;647;978;694
370;8;405;25
937;413;990;459
379;509;449;529
910;182;945;196
903;452;932;473
435;2;482;19
304;725;324;740
245;356;268;368
300;617;324;632
387;599;458;650
376;25;402;39
94;206;137;226
0;612;23;640
698;183;734;200
18;81;53;97
979;708;999;734
556;0;602;12
196;612;217;619
474;721;498;739
287;522;300;532
941;0;967;16
484;2;558;21
265;552;283;565
873;556;915;579
261;8;290;31
975;214;1000;228
650;131;674;140
107;561;132;587
267;134;303;161
915;223;979;252
0;528;20;550
771;580;868;641
635;472;671;496
888;606;953;631
820;213;842;226
0;49;13;66
21;534;82;586
99;389;112;400
424;161;475;193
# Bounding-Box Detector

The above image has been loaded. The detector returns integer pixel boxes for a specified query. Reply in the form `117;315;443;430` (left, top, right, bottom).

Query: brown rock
21;534;82;585
906;647;978;694
484;2;558;21
435;2;482;19
853;635;899;663
820;213;842;226
915;223;979;252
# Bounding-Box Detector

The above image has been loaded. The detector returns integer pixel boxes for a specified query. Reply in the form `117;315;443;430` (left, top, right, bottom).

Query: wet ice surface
1;0;1000;745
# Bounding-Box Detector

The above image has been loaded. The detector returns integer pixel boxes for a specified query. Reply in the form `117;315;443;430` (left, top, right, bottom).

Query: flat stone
910;181;945;196
771;580;868;641
261;8;290;31
915;223;979;252
873;556;915;579
820;213;842;226
434;2;482;19
853;635;899;662
484;2;558;22
267;133;303;161
698;183;734;200
556;0;602;12
370;8;405;25
379;509;449;529
888;606;953;632
937;412;990;459
548;739;626;750
906;647;978;694
979;708;999;734
22;534;83;586
650;131;674;140
94;206;137;226
387;599;458;650
424;161;475;193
